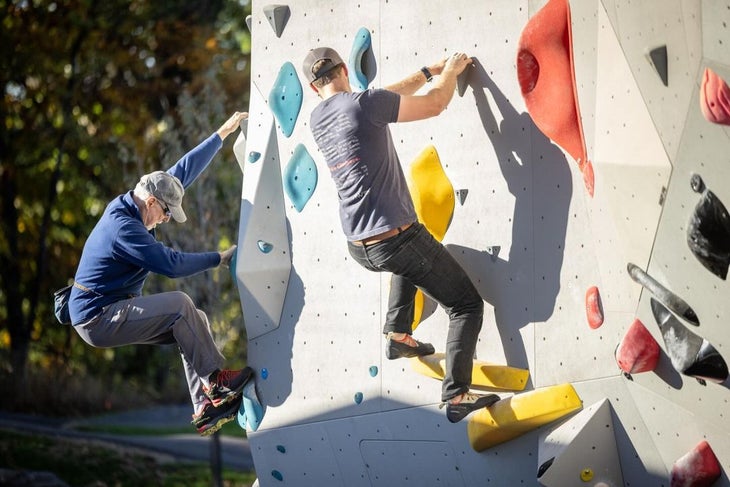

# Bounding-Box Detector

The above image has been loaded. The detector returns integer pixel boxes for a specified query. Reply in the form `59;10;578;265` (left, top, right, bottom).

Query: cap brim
169;205;187;223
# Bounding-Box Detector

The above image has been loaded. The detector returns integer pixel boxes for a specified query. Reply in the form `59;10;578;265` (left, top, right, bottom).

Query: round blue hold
261;368;269;380
354;392;363;404
248;151;261;163
271;470;283;481
257;240;273;253
369;366;378;377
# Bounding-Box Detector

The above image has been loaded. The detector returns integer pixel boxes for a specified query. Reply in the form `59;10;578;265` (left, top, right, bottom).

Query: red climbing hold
670;440;721;487
700;67;730;126
615;319;660;374
517;0;594;197
585;286;604;329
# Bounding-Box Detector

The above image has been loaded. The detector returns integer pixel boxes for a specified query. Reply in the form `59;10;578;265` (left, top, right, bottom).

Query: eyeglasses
157;199;171;218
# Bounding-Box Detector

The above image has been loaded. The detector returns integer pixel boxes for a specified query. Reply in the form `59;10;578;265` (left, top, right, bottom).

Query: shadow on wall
448;59;572;372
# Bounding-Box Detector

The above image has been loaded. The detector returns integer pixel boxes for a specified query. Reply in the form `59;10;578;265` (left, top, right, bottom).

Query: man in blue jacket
69;111;250;435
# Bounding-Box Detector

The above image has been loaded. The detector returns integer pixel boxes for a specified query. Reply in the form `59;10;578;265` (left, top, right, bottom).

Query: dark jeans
348;222;483;401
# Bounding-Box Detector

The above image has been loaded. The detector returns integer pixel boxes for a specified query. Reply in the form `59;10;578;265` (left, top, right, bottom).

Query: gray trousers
74;291;225;411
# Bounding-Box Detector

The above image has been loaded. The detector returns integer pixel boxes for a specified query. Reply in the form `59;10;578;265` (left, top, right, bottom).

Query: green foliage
0;0;252;411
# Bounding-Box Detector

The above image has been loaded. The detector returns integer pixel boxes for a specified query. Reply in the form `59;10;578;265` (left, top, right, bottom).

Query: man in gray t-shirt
303;47;499;423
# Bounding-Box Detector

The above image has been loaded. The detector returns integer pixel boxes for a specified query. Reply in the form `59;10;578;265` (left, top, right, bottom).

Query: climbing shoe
192;396;242;436
441;392;500;423
385;332;435;360
203;367;253;407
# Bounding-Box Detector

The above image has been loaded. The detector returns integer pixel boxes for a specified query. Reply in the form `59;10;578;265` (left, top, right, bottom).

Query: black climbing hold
648;45;668;87
627;263;699;326
537;457;554;478
687;174;730;280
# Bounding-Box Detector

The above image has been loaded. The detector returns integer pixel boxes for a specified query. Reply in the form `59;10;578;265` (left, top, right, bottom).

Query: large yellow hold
411;353;529;391
467;383;582;452
406;145;455;330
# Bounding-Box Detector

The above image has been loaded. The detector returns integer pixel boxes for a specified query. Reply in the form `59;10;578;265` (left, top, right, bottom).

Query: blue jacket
69;133;224;324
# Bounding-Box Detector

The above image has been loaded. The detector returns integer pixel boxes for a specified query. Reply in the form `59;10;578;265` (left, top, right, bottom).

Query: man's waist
351;222;414;247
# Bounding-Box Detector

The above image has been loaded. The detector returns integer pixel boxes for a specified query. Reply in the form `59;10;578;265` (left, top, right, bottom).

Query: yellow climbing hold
411;353;529;391
406;145;455;330
467;383;582;452
580;468;594;482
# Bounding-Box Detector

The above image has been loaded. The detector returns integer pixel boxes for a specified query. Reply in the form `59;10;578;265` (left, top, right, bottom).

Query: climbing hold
283;144;318;212
249;151;261;163
687;174;730;280
580;468;594;482
268;62;302;137
354;392;363;404
229;251;238;288
263;4;290;38
412;353;529;391
670;440;721;487
261;368;269;379
276;445;286;454
700;67;730;125
627;263;699;326
245;14;252;33
615;319;660;375
517;0;594;197
271;470;284;481
368;365;378;377
485;246;501;262
240;379;264;432
647;45;669;87
455;189;468;205
348;27;373;91
585;286;604;329
650;298;728;383
257;240;274;253
468;383;582;452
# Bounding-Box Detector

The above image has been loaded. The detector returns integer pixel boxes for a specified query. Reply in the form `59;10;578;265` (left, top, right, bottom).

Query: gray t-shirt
310;89;417;241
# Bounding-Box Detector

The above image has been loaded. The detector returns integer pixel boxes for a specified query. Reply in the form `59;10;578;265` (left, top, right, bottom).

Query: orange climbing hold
670;440;721;487
615;319;660;374
585;286;603;329
517;0;594;197
700;67;730;126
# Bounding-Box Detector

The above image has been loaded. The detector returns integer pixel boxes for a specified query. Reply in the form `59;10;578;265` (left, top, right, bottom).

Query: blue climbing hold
248;151;261;163
369;365;378;377
268;62;302;137
354;392;363;404
283;144;318;212
258;240;273;253
348;27;372;91
276;445;286;454
261;368;269;379
229;250;238;288
239;380;264;432
271;470;283;481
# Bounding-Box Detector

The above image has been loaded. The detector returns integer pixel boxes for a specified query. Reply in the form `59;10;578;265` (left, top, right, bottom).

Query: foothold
271;470;284;481
455;189;469;205
248;151;261;163
261;368;269;379
276;445;286;454
348;27;373;91
263;4;290;38
229;251;238;288
700;67;730;125
627;263;699;326
687;175;730;280
245;14;252;33
585;286;604;329
283;144;318;212
268;62;302;137
238;380;264;432
369;366;378;377
517;0;593;197
485;246;501;262
647;45;668;87
537;457;554;478
670;440;721;487
580;468;594;482
650;298;728;383
354;392;363;404
258;240;274;253
615;319;660;374
412;353;529;391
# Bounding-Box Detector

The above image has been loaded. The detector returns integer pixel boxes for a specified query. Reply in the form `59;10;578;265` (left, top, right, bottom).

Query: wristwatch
420;66;433;82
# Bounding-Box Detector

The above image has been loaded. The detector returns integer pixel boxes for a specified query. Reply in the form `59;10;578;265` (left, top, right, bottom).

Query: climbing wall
233;1;730;485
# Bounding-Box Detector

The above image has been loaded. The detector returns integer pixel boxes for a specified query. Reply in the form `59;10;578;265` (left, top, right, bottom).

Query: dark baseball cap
302;47;344;83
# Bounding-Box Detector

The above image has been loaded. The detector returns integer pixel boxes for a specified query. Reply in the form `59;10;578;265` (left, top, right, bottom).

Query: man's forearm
385;69;429;95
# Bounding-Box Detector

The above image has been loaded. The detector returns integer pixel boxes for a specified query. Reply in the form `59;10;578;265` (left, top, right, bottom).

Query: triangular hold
615;319;660;375
650;299;728;384
455;188;468;205
687;173;730;280
647;45;668;87
670;440;721;487
411;353;529;392
627;262;699;326
485;245;501;262
245;14;252;33
537;399;624;487
585;286;604;329
263;4;290;38
467;383;582;452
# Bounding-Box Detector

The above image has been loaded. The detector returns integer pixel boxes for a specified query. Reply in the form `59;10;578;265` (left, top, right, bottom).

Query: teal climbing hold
229;251;238;288
271;470;283;481
258;240;273;253
369;366;378;377
268;62;302;137
237;380;264;432
283;144;318;212
354;392;363;404
248;151;261;163
348;27;372;91
276;445;286;454
263;4;290;38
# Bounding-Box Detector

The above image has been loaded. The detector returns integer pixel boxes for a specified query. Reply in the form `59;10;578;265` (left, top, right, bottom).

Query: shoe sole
446;394;500;423
386;339;435;360
198;413;236;436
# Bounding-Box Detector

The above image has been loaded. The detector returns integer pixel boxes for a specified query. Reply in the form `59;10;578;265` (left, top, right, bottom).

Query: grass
74;417;244;437
0;429;257;487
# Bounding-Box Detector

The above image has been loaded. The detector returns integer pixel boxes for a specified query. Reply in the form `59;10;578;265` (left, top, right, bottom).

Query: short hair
312;60;344;89
133;182;152;200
